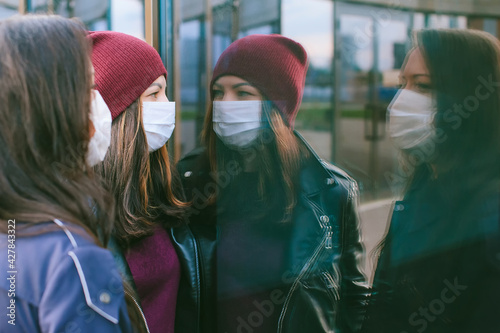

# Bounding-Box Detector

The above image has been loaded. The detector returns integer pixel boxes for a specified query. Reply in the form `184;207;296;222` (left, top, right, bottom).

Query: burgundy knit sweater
125;226;180;333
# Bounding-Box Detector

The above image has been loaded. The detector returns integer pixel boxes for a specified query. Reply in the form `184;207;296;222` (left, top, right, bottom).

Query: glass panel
457;16;468;28
16;0;144;39
238;24;272;38
484;18;498;37
337;12;376;198
180;19;202;155
413;12;426;30
110;0;144;39
0;0;18;20
282;0;333;161
429;14;451;28
213;2;233;65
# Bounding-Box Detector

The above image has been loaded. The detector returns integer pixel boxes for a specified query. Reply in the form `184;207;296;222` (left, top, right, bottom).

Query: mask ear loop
259;101;276;145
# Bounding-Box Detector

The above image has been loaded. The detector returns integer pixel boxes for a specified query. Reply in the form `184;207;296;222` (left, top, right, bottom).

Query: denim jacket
0;219;133;333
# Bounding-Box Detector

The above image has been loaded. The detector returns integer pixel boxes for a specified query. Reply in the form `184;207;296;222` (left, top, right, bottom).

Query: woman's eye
212;90;223;99
237;90;253;97
148;91;158;98
416;83;432;91
396;80;407;89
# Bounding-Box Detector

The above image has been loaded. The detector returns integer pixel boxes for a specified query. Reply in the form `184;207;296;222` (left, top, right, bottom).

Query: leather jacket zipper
322;271;340;301
125;290;151;333
326;224;333;249
277;195;335;331
305;195;333;250
277;233;328;332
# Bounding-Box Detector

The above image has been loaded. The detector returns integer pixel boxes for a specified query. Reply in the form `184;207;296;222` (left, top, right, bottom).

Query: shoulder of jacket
177;147;206;174
52;220;124;324
177;147;209;182
295;130;356;188
179;147;206;164
320;160;357;185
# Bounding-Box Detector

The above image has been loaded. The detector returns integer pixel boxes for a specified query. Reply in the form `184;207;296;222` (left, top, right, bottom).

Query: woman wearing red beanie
89;31;194;333
177;34;369;333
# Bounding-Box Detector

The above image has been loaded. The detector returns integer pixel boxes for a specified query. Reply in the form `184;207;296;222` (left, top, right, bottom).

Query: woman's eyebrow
232;83;252;89
147;83;162;90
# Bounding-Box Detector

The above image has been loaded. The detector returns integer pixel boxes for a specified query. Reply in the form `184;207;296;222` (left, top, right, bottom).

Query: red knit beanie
89;31;167;120
211;34;308;128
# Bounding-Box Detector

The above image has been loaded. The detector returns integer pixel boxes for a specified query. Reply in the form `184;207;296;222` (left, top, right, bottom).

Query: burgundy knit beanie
211;34;308;128
89;31;167;120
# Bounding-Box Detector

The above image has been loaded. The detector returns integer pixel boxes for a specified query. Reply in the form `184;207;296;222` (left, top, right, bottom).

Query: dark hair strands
415;29;500;189
0;15;114;245
373;28;500;262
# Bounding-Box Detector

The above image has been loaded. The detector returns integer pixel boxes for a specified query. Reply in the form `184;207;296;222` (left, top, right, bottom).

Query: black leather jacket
175;133;369;333
362;170;500;333
108;226;198;333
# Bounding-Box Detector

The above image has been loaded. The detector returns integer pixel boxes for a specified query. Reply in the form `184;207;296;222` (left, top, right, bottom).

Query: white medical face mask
212;101;262;148
388;89;437;150
142;101;176;152
87;91;112;167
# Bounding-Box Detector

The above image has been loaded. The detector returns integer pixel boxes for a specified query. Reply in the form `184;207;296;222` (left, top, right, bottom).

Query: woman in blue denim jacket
0;15;133;332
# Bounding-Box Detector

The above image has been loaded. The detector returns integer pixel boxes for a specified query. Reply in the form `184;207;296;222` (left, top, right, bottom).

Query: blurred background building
4;0;500;204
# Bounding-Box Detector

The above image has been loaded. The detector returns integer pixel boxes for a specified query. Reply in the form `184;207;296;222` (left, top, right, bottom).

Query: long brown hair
0;15;114;242
201;99;305;221
95;99;187;247
390;29;500;194
374;29;500;261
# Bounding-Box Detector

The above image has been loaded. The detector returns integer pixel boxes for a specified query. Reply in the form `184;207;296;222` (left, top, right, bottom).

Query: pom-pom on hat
89;31;167;120
211;34;308;128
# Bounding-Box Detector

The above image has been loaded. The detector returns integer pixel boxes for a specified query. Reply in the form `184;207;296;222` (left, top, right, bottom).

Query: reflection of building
393;42;406;69
166;0;500;201
1;0;144;37
0;0;19;19
180;37;200;105
3;0;500;201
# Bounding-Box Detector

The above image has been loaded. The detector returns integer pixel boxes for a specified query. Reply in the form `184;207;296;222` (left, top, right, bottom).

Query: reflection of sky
181;20;200;39
341;15;374;72
111;0;144;40
282;0;468;72
378;20;408;71
0;5;17;20
281;0;410;71
337;13;409;72
282;0;333;69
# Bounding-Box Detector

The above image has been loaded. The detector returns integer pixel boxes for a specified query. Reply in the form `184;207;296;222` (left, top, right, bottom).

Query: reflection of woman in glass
178;34;368;333
362;29;500;333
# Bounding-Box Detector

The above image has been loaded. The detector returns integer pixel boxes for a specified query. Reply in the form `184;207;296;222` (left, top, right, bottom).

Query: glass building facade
4;2;500;257
4;0;500;201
